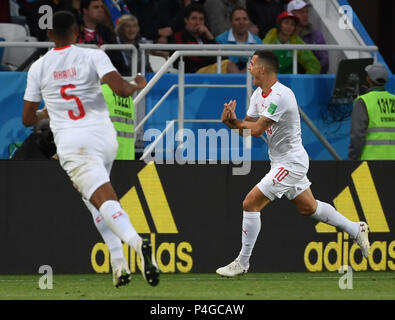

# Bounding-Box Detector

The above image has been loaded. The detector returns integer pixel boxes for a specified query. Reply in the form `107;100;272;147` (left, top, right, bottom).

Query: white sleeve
91;49;117;79
246;90;259;118
23;60;42;102
262;93;286;122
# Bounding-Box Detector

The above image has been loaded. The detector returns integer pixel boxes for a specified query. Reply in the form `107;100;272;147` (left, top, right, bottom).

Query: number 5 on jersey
60;84;86;120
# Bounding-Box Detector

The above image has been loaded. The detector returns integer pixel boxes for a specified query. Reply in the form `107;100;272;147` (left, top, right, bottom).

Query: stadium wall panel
2;72;395;160
0;160;394;274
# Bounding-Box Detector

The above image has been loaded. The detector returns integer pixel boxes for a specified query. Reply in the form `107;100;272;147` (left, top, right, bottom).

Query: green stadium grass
0;272;394;300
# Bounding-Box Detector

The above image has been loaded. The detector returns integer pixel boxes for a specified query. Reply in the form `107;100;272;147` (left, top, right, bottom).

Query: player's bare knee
243;197;259;212
298;203;317;216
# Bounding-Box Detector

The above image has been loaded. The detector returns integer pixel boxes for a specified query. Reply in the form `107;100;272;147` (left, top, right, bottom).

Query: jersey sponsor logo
304;162;395;272
268;103;277;115
91;162;193;274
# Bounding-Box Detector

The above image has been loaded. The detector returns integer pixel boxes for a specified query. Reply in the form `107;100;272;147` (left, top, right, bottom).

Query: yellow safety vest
356;89;395;160
101;84;135;160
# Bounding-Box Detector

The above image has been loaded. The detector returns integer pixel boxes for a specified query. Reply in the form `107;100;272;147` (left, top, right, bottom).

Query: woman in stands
115;14;153;75
262;11;321;74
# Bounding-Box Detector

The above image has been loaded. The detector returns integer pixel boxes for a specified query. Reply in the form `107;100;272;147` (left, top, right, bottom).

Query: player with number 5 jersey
24;45;115;131
216;51;371;278
22;11;160;288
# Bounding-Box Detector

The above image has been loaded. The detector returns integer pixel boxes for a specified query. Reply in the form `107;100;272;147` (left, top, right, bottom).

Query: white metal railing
101;44;138;77
140;119;235;161
0;41;378;76
1;42;370;160
139;43;379;75
134;83;246;134
134;50;255;138
0;41;138;76
140;119;176;161
135;50;342;160
0;42;379;75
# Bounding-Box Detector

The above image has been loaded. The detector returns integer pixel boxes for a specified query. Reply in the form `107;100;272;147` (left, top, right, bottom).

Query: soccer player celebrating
216;51;370;277
22;11;159;287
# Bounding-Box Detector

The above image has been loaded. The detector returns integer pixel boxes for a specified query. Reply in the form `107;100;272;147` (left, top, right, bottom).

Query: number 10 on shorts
275;167;289;182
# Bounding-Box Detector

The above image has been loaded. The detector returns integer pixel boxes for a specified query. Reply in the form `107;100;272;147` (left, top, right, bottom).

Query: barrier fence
0;42;379;76
1;160;394;274
0;42;382;160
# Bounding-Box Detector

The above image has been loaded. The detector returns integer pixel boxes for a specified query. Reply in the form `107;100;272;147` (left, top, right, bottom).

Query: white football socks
99;200;142;251
310;200;359;238
83;199;126;269
237;211;261;268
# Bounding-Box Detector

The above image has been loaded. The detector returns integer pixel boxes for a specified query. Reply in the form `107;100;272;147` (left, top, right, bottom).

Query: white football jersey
247;81;308;164
24;45;116;134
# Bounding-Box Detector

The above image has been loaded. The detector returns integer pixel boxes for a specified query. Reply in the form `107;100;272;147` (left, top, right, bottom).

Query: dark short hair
230;6;248;21
184;4;206;20
80;0;102;13
254;50;279;73
52;11;77;38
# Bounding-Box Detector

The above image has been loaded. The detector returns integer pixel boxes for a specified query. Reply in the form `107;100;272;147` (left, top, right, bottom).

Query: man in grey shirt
204;0;246;37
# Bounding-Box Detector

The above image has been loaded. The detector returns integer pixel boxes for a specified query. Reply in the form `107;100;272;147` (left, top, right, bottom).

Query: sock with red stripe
99;200;141;251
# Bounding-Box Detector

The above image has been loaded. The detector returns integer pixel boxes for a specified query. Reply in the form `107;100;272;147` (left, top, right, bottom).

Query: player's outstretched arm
102;72;147;97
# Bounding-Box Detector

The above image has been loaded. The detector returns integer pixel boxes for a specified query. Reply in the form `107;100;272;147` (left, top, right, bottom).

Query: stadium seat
149;54;177;73
4;36;39;70
0;23;27;41
0;23;38;71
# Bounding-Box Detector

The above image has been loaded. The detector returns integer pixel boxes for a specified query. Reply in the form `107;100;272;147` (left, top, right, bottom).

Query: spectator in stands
24;0;79;41
246;0;284;39
169;4;228;73
157;0;206;42
204;0;247;37
125;0;172;43
349;63;395;160
287;0;329;73
115;14;152;75
216;7;261;73
262;11;320;74
78;0;128;75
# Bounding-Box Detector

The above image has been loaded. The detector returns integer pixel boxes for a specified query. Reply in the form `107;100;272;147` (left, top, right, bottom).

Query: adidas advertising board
0;160;394;273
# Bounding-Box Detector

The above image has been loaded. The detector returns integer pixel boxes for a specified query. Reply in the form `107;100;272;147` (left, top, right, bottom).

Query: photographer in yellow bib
101;74;147;160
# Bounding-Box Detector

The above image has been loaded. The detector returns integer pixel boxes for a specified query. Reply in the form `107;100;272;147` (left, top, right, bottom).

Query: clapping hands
221;99;237;123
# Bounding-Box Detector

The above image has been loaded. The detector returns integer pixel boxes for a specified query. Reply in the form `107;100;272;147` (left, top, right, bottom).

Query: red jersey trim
261;89;272;98
54;45;71;51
